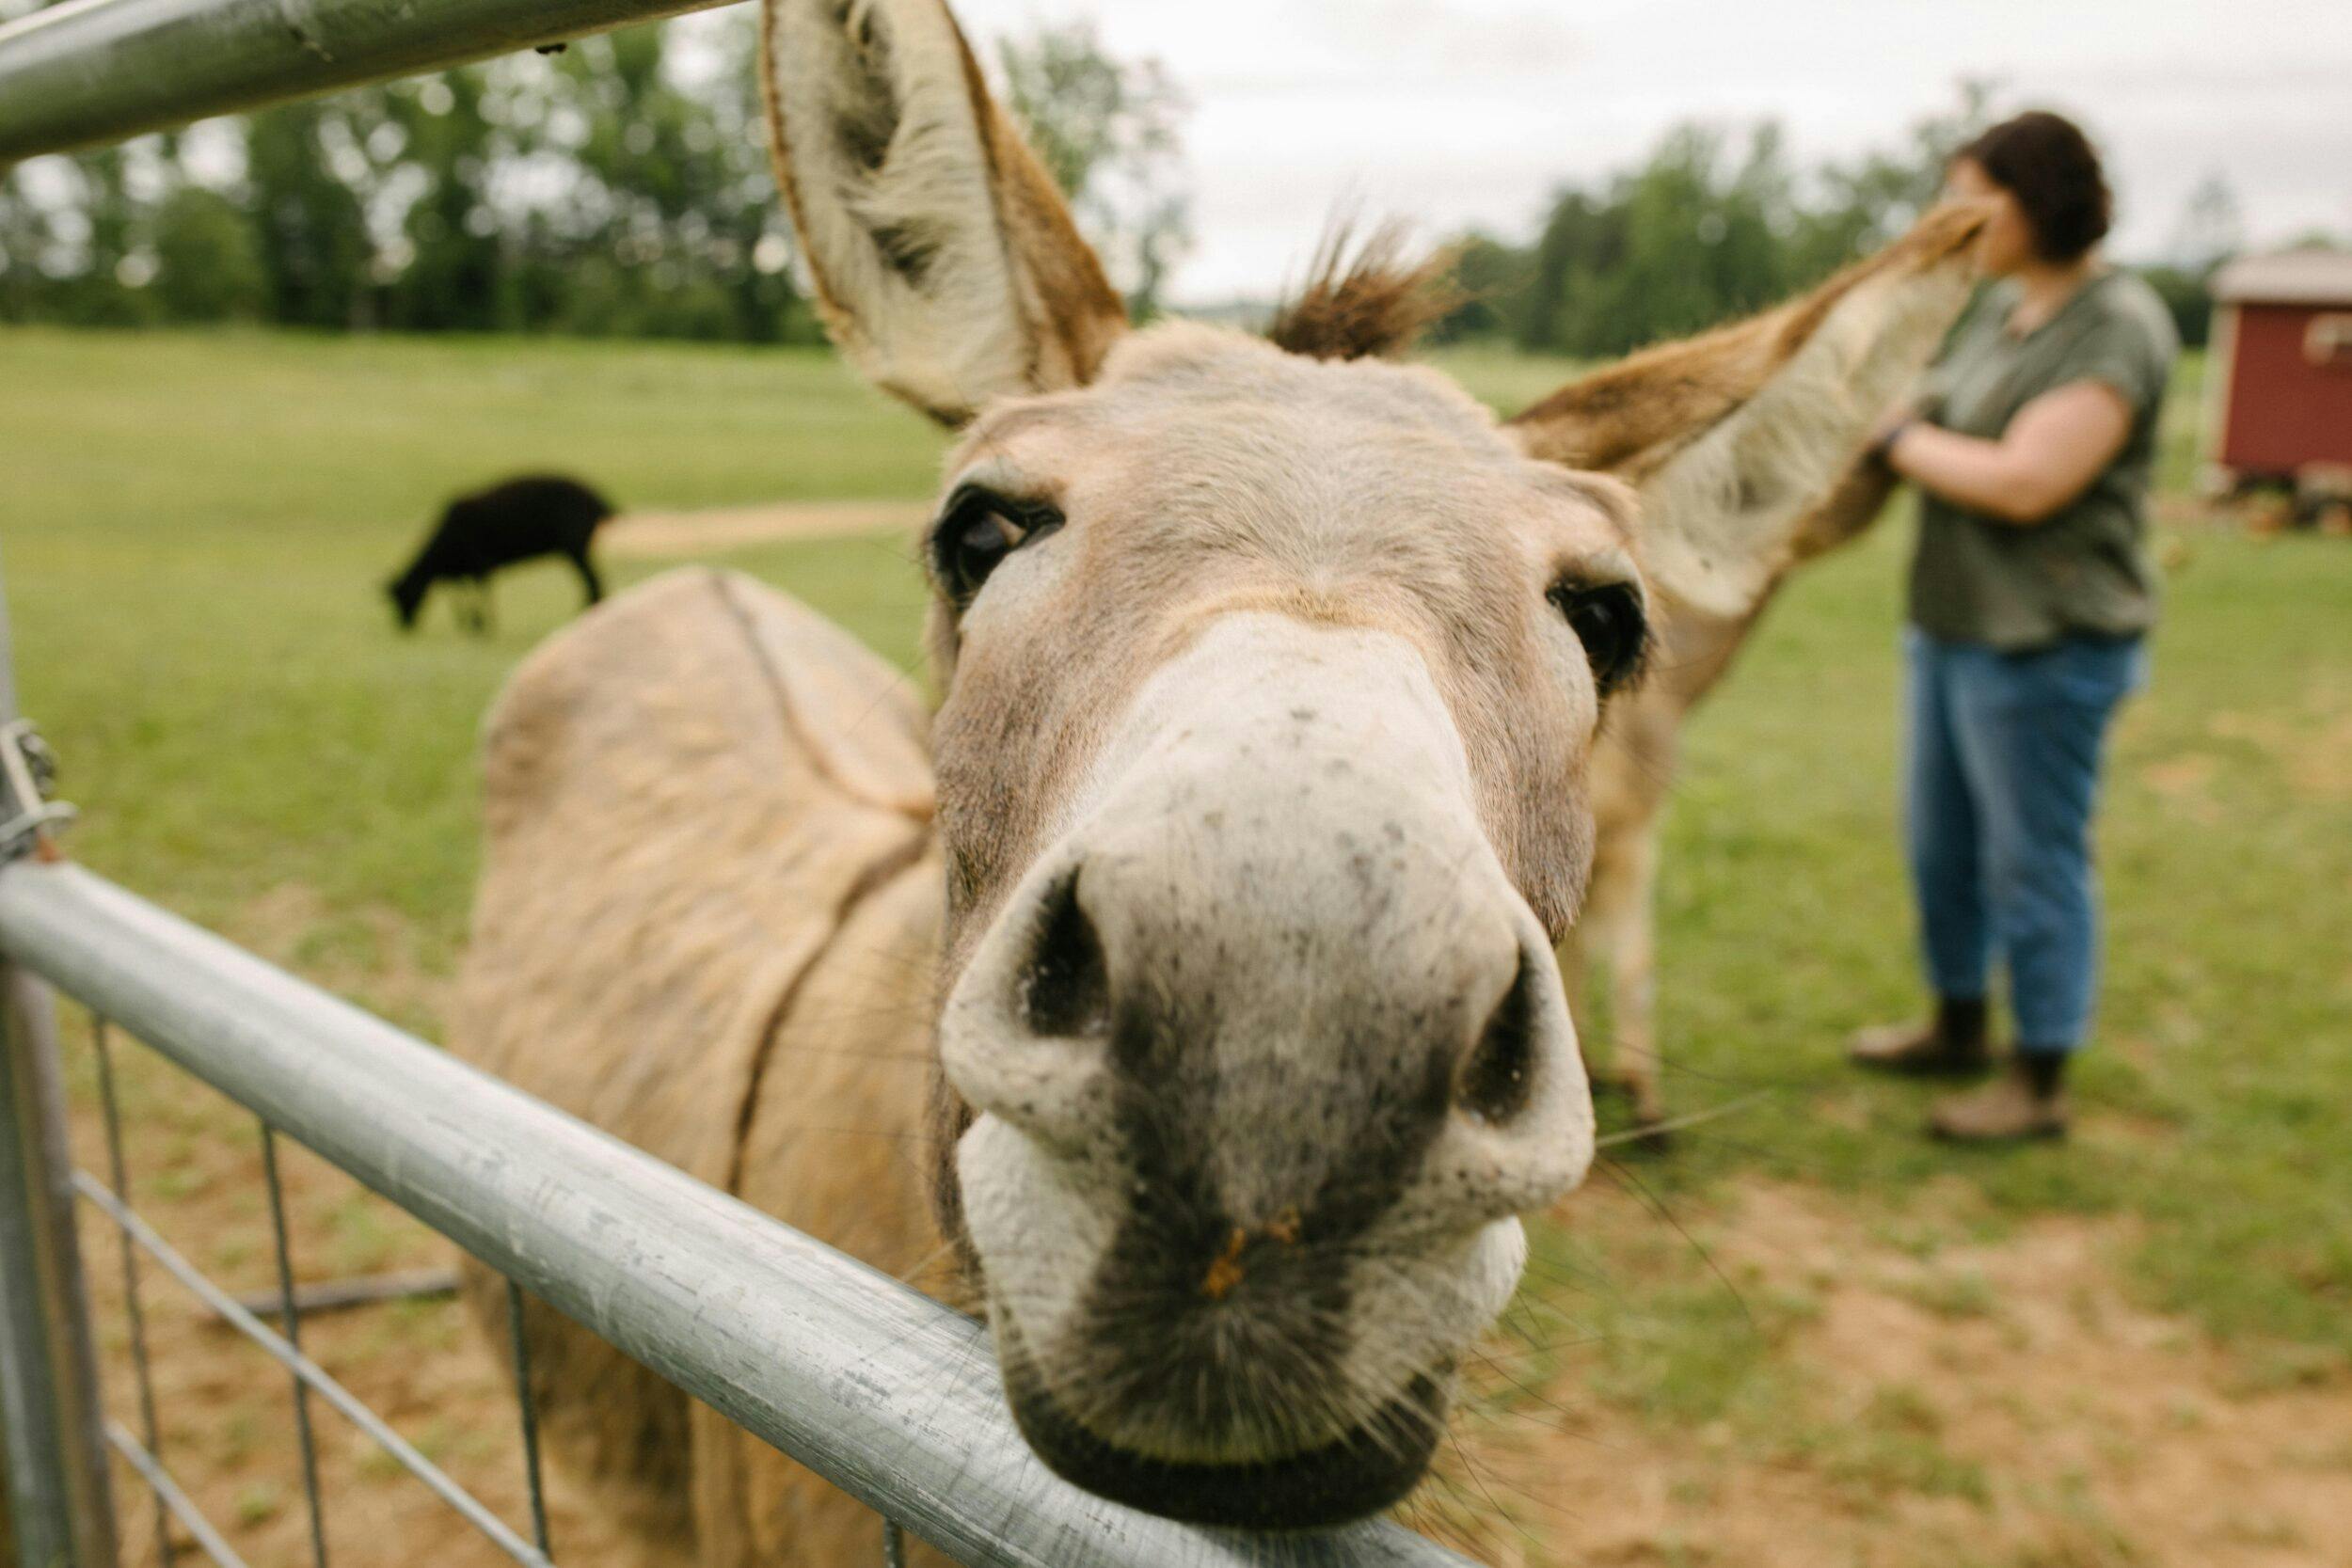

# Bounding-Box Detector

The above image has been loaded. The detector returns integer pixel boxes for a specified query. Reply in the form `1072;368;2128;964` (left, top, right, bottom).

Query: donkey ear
1508;201;1991;615
760;0;1129;425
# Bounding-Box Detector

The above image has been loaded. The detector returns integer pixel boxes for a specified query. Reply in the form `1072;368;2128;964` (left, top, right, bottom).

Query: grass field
4;325;2348;1566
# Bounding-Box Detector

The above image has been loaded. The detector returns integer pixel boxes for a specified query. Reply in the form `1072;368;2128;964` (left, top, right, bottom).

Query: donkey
452;0;1987;1559
1521;245;1988;1132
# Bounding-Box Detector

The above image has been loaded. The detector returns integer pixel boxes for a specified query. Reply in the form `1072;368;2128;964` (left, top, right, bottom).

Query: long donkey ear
760;0;1129;425
1508;201;1991;615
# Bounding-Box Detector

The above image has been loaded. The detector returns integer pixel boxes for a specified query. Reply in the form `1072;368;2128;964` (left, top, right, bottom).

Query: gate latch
0;719;74;862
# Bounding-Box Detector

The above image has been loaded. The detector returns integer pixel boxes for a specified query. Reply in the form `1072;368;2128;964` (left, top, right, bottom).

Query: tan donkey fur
458;570;945;1564
451;0;1992;1559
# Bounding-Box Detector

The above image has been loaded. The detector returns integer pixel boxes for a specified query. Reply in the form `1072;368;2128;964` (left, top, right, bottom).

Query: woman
1850;110;2178;1142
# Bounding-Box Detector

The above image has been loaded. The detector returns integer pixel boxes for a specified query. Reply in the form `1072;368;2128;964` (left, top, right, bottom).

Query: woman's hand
1883;380;2133;526
1868;400;1919;465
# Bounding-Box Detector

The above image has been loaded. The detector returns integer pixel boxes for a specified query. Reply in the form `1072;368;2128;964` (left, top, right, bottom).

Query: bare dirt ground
600;500;928;558
64;988;2352;1568
1452;1182;2352;1568
59;1005;644;1568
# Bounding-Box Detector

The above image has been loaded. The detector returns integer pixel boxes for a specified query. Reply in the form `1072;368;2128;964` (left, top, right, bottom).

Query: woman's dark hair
1956;110;2113;262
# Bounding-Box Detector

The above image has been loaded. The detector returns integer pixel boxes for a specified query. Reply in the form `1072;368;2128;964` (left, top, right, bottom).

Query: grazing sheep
387;474;612;634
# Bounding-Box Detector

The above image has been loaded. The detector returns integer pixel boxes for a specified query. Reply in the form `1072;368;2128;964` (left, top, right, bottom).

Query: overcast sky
945;0;2352;305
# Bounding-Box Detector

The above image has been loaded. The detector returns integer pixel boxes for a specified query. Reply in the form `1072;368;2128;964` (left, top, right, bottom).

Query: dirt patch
232;885;451;1029
60;1022;640;1568
53;983;2352;1567
2142;752;2226;825
1451;1182;2352;1568
602;500;927;558
2208;708;2352;805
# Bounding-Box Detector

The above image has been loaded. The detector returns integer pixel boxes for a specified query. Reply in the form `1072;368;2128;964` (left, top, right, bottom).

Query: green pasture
4;325;2348;1545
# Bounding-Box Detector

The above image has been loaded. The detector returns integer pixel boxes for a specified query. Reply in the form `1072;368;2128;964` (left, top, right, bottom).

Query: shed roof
2212;250;2352;307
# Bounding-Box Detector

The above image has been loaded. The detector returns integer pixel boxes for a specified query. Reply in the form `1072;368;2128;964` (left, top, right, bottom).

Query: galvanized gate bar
88;1019;169;1568
0;963;119;1568
0;545;119;1568
0;861;1477;1568
0;0;738;162
103;1420;250;1568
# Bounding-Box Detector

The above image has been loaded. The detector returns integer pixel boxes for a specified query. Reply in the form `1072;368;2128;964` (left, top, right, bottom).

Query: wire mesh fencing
1;860;1475;1568
74;1010;559;1568
36;995;972;1568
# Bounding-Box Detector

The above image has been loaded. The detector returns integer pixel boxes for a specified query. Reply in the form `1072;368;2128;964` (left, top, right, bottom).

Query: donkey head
761;0;1981;1528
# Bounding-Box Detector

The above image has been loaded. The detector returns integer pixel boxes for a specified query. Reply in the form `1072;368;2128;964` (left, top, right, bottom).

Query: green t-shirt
1909;269;2179;649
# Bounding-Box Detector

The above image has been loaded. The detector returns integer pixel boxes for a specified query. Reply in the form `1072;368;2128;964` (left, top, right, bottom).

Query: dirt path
602;499;928;558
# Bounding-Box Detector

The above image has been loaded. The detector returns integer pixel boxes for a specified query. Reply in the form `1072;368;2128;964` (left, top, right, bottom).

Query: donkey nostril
1022;871;1111;1038
1456;948;1538;1126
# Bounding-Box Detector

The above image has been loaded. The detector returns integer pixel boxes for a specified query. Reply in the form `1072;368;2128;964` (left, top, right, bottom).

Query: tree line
1;18;802;339
0;11;1185;340
1433;85;2241;356
1;12;2248;353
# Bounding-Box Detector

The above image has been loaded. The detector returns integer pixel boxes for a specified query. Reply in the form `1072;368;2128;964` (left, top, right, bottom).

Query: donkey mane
1265;217;1455;362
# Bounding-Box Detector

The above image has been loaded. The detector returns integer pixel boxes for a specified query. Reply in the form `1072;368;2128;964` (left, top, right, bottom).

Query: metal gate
0;586;1477;1568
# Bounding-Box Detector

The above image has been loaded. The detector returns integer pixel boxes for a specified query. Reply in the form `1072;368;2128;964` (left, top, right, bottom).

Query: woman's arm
1882;380;2135;526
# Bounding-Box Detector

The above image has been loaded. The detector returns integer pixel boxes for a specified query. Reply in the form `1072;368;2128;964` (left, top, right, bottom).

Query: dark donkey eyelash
930;485;1058;549
930;484;1067;605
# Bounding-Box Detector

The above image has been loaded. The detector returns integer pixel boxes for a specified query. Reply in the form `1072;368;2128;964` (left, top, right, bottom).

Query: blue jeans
1903;627;2146;1052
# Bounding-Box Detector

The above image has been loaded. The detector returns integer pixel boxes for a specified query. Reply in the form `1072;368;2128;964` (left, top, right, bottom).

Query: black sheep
387;475;613;634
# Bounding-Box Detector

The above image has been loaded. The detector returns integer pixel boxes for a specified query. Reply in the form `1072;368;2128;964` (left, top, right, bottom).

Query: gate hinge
0;719;74;862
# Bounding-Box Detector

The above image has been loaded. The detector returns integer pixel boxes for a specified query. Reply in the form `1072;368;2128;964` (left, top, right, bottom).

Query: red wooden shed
2204;250;2352;494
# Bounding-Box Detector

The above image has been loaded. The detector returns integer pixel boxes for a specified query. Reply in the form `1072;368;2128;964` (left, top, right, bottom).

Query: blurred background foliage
0;5;2271;351
1428;81;2248;356
0;8;1186;340
0;12;808;340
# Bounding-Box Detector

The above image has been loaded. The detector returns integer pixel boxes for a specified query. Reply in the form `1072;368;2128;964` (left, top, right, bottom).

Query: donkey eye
932;487;1062;606
1548;579;1648;698
947;511;1019;599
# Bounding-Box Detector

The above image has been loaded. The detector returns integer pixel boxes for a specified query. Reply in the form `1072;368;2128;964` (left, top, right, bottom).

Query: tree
996;23;1192;319
0;166;66;323
1427;233;1530;344
2137;172;2243;350
1797;77;1999;274
2168;173;2243;275
151;185;267;321
34;147;160;325
1515;189;1625;353
245;103;374;328
1448;81;2004;356
375;71;509;331
538;18;810;341
691;14;816;344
